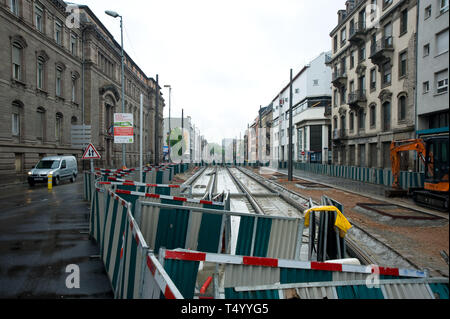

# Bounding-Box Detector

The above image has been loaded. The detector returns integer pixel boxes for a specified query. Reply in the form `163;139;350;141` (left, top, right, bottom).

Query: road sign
82;143;101;160
114;113;134;144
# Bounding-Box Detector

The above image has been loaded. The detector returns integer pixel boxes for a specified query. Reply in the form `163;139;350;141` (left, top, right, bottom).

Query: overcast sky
75;0;343;144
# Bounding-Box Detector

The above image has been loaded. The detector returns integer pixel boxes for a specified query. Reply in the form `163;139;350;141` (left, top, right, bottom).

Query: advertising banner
114;113;134;144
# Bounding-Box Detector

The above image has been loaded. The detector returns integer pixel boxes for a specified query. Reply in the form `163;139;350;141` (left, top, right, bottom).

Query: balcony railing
348;89;367;105
332;69;347;87
370;37;394;58
333;128;347;140
349;21;367;42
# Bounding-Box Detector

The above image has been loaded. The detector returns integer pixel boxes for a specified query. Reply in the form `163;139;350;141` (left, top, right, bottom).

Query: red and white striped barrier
161;249;427;278
144;253;184;299
100;180;181;189
114;189;224;207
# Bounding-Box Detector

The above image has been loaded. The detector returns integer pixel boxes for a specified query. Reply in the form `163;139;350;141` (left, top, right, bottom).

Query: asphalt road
0;179;113;298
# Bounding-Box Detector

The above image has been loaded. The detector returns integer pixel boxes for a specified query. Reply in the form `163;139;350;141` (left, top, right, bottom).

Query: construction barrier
136;196;304;260
90;187;184;299
159;249;449;300
268;162;426;190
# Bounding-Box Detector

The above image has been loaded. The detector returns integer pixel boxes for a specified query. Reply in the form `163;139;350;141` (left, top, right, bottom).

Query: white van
28;156;78;186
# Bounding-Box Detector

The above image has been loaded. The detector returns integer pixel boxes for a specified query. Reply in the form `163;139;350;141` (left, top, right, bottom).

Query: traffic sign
82;143;101;160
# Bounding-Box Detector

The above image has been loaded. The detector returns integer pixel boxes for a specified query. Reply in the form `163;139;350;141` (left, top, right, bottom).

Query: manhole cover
356;203;444;220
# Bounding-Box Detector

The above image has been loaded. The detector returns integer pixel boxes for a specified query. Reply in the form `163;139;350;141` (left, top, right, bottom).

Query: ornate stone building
328;0;417;169
0;0;164;181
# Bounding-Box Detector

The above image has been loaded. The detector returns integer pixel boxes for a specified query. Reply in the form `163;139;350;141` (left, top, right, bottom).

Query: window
35;4;43;32
382;62;392;86
333;35;338;53
383;0;393;10
12;102;21;136
55;21;62;45
370;104;376;127
333;90;338;107
358;109;365;130
382;102;391;131
55;113;63;144
425;5;432;19
313;79;319;86
350;50;355;69
400;9;408;35
359;45;366;62
436;70;448;94
12;43;22;81
350;112;355;131
340;86;347;105
398;96;406;121
70;34;78;56
71;75;77;103
56;67;63;97
440;0;449;14
37;57;45;90
297;129;303;160
436;29;449;56
423;81;430;93
341;28;347;45
36;107;46;141
370;68;377;90
423;43;430;57
10;0;18;15
399;51;407;78
384;22;393;46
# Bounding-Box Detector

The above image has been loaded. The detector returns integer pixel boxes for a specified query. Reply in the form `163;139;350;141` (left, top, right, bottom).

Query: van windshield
36;160;60;169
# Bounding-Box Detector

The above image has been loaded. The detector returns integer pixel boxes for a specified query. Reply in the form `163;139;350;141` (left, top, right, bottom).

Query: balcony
349;21;367;44
332;128;347;141
332;68;347;88
348;89;367;110
369;37;394;67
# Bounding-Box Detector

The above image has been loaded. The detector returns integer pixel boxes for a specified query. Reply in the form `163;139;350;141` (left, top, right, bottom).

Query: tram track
183;165;424;270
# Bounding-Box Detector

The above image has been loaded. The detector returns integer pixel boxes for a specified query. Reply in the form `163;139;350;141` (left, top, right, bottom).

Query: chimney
346;0;355;13
338;10;347;24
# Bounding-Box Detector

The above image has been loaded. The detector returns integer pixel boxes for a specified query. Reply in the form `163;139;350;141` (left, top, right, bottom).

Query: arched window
37;56;46;90
382;101;391;131
358;108;366;131
12;43;23;81
12;100;23;138
369;103;377;128
398;95;407;122
71;116;78;125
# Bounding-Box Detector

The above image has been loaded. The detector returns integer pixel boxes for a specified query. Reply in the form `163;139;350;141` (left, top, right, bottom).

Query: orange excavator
390;136;449;211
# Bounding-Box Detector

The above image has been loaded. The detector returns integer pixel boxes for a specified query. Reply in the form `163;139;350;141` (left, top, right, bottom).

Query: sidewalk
0;173;28;188
266;166;443;216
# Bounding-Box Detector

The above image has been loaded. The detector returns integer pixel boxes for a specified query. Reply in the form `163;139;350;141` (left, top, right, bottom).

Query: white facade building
272;52;332;166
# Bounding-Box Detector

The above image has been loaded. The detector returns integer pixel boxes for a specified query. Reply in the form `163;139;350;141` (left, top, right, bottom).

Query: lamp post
105;10;126;168
164;85;172;162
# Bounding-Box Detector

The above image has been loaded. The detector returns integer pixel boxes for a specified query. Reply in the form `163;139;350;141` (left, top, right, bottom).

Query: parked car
28;156;78;186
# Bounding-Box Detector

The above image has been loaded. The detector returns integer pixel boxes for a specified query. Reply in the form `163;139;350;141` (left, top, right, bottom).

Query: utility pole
288;68;293;182
155;74;160;165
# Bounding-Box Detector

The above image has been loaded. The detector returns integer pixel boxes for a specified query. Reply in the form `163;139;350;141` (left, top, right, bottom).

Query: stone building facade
0;0;164;181
328;0;417;170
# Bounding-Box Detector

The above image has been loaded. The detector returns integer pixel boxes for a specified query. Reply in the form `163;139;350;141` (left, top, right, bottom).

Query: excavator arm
390;139;427;189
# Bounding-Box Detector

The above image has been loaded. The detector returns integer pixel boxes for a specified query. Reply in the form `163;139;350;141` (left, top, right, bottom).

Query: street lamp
105;10;126;168
164;85;172;162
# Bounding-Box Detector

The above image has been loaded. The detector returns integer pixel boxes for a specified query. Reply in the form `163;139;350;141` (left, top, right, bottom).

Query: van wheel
54;176;60;186
70;174;76;183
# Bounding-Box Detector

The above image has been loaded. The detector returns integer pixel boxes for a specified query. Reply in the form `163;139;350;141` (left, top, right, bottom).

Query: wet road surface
0;180;113;298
